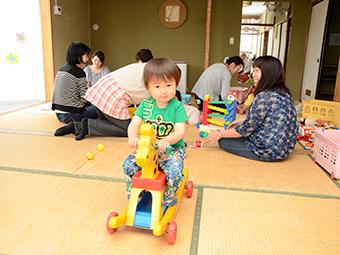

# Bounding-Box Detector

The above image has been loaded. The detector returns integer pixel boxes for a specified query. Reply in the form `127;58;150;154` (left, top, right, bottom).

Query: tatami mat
184;124;200;142
17;102;53;114
77;140;130;178
0;100;43;114
0;111;200;142
0;133;120;173
1;104;340;254
198;188;340;255
1;131;338;196
77;139;339;197
0;112;61;133
185;147;340;196
0;171;196;255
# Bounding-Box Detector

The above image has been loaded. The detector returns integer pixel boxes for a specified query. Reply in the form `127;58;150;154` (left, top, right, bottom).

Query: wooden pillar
40;0;55;101
204;0;212;69
334;57;340;102
262;31;269;56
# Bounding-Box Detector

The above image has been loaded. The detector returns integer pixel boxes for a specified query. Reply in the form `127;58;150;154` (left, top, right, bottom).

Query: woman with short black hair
192;56;244;110
52;41;97;124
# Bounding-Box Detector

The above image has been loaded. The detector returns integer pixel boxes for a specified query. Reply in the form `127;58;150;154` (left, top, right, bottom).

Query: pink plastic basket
313;130;340;179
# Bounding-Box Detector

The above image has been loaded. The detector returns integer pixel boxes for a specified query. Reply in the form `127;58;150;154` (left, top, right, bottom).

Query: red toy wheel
167;221;177;244
106;211;119;234
186;180;193;198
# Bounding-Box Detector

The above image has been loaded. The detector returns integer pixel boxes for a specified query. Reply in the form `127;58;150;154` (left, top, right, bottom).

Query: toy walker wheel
167;221;177;244
106;211;119;234
186;180;193;198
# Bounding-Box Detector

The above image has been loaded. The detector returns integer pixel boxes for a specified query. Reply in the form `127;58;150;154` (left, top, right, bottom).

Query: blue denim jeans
56;105;98;124
218;137;265;161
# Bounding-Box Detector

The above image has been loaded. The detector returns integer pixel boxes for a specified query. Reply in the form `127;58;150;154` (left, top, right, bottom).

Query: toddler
122;58;188;207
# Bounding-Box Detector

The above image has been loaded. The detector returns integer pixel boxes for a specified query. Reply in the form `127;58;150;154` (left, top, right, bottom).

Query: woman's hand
157;139;170;152
202;130;221;145
228;120;243;129
203;126;242;145
128;137;139;150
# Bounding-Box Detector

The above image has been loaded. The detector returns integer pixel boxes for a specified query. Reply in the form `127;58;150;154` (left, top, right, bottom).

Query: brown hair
143;57;181;88
253;56;291;96
92;50;105;64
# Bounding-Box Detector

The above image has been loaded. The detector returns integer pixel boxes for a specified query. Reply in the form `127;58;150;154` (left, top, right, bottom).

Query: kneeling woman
203;56;297;162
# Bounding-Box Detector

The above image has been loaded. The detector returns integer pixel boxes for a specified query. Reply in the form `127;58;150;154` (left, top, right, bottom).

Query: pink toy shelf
313;129;340;179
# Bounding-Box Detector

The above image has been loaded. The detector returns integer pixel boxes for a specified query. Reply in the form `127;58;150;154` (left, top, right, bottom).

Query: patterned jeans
122;146;185;207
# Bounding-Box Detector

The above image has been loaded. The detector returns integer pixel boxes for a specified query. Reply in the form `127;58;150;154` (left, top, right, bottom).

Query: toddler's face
252;67;261;84
147;76;177;107
92;56;103;68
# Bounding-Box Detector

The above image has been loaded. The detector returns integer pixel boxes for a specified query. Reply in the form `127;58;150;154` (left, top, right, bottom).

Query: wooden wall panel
40;0;54;101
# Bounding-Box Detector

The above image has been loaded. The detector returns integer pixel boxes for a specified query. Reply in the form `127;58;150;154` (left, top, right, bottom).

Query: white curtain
0;0;45;102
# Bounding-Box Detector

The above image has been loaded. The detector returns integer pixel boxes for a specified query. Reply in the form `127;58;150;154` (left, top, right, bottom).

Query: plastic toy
106;124;193;244
97;143;105;152
86;152;94;160
190;140;203;148
199;131;208;138
201;95;237;129
314;129;340;179
128;106;137;118
297;126;316;141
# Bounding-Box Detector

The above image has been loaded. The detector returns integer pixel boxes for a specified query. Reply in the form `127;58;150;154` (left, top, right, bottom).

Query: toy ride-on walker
106;124;193;244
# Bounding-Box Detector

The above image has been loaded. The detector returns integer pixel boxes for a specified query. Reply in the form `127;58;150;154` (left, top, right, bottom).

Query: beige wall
285;0;311;99
50;0;311;99
89;0;206;89
50;0;90;73
209;0;243;64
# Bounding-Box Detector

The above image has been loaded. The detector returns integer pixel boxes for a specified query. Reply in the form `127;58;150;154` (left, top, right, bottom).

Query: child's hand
238;106;247;115
157;139;170;152
128;137;139;150
236;104;244;113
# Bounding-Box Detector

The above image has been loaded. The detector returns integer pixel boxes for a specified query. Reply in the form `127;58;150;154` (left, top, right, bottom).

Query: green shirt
135;97;188;148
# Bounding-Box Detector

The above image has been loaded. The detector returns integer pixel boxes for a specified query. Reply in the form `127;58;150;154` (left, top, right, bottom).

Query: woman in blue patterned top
203;56;297;161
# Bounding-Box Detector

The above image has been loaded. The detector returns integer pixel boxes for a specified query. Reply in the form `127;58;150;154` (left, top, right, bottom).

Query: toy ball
227;93;236;101
97;143;105;152
199;131;208;138
86;152;94;160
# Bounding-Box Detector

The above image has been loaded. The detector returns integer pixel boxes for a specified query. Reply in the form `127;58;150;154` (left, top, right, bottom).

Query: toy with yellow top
201;94;237;128
106;124;193;244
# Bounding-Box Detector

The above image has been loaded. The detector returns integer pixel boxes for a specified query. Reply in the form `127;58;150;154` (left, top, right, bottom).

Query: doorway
301;0;329;100
240;1;291;71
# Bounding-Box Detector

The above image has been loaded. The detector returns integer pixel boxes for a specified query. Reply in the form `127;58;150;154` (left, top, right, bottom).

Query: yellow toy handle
135;124;160;179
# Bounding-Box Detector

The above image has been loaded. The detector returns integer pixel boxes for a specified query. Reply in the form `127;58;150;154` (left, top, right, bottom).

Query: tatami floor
0;103;339;255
